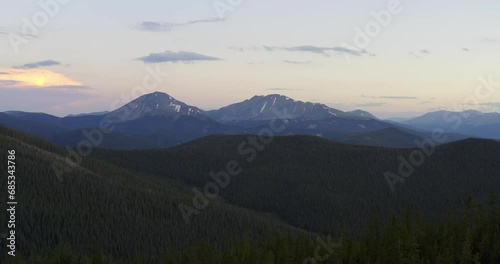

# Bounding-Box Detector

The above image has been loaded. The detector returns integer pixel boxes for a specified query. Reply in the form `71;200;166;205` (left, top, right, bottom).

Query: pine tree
460;229;473;264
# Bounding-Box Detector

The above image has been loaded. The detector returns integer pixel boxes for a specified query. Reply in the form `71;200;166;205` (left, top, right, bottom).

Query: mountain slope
346;109;378;119
339;127;425;148
206;94;422;145
0;112;68;140
0;126;301;260
106;91;206;122
207;94;352;122
93;134;500;234
0;93;486;149
338;127;470;148
0;92;246;148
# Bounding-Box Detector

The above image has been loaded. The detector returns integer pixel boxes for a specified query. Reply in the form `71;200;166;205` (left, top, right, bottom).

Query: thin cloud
229;46;260;52
462;48;470;51
0;27;39;38
0;81;88;91
483;38;498;42
353;102;386;108
0;87;96;114
137;51;221;63
136;18;225;32
380;96;417;100
230;45;372;56
410;49;430;58
0;68;84;89
264;45;369;56
0;80;88;90
362;95;417;100
13;60;61;69
482;102;500;107
266;88;301;91
462;102;500;108
44;85;90;90
0;72;9;75
0;80;20;86
283;60;312;64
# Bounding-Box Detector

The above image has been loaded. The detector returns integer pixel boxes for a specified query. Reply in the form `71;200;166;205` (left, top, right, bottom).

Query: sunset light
0;68;81;88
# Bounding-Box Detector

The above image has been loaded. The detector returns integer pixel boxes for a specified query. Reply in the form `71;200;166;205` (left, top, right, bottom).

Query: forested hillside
0;126;299;262
93;135;500;234
2;126;500;263
7;198;500;263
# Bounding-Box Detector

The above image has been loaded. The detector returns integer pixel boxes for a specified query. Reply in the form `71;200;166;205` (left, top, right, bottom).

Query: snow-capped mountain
4;91;487;149
207;94;371;122
106;92;205;122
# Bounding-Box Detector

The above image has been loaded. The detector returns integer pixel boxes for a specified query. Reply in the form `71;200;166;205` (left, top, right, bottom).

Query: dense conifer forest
1;126;500;263
93;135;500;234
6;198;500;263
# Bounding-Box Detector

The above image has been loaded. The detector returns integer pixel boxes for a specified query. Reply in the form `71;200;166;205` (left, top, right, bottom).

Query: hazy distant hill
404;110;500;139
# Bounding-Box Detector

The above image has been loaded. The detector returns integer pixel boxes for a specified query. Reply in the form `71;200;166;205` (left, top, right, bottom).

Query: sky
0;0;499;118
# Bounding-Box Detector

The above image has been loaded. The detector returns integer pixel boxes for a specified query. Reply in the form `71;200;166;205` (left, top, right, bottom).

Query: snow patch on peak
260;101;268;112
328;110;337;116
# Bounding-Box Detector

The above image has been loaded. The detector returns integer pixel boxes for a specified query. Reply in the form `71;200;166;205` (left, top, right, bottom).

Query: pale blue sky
1;0;499;118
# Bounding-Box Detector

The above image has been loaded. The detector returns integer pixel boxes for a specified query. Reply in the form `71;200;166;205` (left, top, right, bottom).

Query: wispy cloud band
13;60;61;69
362;95;417;100
136;18;225;32
137;51;221;63
230;45;372;57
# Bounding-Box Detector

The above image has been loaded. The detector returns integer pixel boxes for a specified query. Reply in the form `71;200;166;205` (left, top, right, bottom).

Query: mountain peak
207;94;347;122
106;92;205;122
347;109;378;119
252;94;294;101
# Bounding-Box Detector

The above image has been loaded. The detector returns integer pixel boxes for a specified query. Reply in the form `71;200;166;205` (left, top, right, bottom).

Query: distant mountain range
1;91;498;149
3;118;500;260
403;110;500;139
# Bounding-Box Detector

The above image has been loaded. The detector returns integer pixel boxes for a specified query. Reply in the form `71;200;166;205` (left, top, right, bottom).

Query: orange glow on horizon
0;68;82;88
